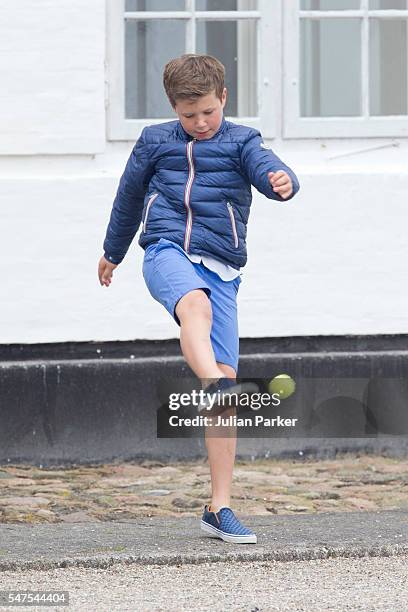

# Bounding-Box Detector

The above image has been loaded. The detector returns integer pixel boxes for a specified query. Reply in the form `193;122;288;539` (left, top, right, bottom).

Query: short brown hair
163;54;225;108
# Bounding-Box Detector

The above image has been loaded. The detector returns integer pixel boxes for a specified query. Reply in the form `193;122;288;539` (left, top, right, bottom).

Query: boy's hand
268;171;293;200
98;256;118;287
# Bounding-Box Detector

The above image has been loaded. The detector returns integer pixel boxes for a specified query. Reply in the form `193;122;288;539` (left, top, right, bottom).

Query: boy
98;54;300;544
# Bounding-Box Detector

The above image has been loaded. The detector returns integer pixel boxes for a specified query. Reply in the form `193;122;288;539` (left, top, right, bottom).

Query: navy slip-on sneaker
200;505;257;544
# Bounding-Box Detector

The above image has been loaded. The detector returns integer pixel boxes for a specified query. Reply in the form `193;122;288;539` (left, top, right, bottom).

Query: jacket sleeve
240;130;300;202
103;128;155;264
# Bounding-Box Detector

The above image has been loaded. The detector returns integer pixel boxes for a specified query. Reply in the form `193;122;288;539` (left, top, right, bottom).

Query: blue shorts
142;238;241;371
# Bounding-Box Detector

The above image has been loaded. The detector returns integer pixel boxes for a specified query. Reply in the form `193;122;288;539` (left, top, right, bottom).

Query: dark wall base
1;335;408;466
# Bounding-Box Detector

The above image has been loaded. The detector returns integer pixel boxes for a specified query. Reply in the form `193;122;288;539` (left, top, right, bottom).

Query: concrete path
0;510;406;572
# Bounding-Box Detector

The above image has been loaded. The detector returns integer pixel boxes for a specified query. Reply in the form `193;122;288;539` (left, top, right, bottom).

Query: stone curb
1;544;408;573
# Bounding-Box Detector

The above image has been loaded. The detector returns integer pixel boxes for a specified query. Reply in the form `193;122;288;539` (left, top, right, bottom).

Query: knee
176;289;212;324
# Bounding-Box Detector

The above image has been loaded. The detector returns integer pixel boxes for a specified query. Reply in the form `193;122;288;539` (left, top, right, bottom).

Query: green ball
268;374;296;400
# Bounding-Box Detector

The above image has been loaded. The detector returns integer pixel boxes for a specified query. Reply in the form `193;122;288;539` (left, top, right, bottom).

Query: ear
221;88;227;109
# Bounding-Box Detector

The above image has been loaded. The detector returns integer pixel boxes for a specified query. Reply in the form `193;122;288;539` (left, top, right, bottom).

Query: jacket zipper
227;202;239;248
143;193;158;233
183;139;196;252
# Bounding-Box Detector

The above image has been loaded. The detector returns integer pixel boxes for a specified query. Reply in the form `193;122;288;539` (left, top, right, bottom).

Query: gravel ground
0;555;407;612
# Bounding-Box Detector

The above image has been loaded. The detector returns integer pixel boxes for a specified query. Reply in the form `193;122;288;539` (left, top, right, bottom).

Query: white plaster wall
1;1;408;344
0;0;105;154
2;156;408;344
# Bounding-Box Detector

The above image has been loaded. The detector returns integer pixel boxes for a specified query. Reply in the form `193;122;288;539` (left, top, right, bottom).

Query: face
174;88;227;140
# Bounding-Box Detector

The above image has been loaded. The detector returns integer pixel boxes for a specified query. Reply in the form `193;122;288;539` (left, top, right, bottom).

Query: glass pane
369;0;407;8
196;0;237;8
196;20;258;116
125;20;185;119
370;19;407;115
125;0;185;11
300;19;361;116
196;0;257;9
301;0;360;9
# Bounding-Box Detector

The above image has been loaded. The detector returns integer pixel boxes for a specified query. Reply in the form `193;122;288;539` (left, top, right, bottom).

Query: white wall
0;0;105;154
1;1;408;344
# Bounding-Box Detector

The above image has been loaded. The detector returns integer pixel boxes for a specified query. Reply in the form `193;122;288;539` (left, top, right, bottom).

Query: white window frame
106;0;277;141
284;0;408;138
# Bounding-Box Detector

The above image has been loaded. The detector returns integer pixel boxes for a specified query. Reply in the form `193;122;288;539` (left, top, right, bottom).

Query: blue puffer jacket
103;117;300;269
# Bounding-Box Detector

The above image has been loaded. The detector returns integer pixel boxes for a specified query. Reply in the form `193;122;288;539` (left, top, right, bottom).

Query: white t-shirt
186;252;241;282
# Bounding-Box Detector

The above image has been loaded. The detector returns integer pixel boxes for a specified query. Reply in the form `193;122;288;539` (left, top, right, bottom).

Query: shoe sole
198;382;260;416
200;520;257;544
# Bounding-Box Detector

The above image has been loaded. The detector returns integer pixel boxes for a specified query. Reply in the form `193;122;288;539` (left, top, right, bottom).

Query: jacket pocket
143;193;158;233
226;202;239;249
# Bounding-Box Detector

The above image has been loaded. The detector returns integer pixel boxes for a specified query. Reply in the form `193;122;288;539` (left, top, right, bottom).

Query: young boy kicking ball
98;54;300;544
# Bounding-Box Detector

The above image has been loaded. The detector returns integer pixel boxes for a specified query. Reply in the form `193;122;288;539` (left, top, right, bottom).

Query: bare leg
205;362;237;512
175;289;226;385
175;290;238;512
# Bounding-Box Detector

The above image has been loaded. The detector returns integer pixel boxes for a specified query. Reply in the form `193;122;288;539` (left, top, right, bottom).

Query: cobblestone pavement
0;453;407;524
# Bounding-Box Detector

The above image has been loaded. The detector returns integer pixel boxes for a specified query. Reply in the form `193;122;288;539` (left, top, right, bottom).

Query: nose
195;115;207;129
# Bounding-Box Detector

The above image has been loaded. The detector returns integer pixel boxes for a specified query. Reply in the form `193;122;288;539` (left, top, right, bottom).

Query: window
107;0;277;140
284;0;408;137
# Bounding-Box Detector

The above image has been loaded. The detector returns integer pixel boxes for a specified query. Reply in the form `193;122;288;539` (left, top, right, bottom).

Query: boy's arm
240;131;300;202
103;128;155;264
